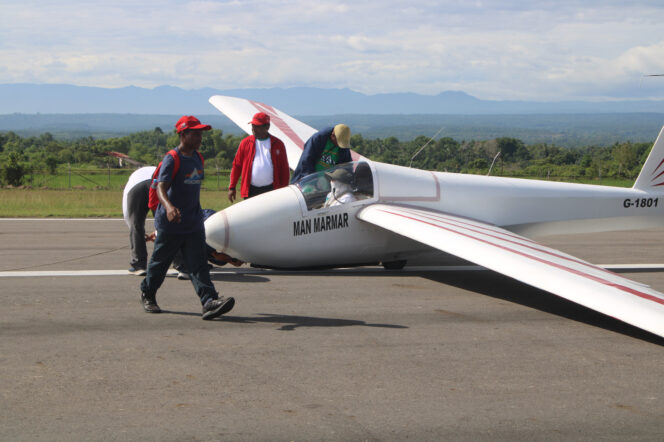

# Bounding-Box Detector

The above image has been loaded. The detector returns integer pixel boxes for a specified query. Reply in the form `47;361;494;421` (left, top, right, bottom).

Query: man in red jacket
228;112;290;202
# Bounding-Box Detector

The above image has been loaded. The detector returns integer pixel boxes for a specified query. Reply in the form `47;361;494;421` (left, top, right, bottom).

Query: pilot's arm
291;129;328;183
293;143;318;182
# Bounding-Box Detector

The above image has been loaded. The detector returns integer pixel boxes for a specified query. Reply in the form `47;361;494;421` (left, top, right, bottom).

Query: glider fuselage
205;160;664;268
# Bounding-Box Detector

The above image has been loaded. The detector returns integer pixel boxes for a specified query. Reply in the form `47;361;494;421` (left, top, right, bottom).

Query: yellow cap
333;124;351;148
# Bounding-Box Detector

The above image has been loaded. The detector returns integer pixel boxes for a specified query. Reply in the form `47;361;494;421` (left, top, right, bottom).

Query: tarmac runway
1;218;663;441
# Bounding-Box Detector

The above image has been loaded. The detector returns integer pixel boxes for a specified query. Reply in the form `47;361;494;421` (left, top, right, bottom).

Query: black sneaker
202;297;235;320
141;292;161;313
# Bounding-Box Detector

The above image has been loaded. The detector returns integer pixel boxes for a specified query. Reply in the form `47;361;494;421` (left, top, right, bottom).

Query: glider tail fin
633;126;664;191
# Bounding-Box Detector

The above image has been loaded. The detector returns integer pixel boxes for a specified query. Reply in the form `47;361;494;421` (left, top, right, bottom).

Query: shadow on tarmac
161;310;408;331
221;313;408;331
420;270;664;346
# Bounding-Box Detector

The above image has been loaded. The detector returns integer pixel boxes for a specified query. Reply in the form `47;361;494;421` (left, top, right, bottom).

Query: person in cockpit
323;168;357;208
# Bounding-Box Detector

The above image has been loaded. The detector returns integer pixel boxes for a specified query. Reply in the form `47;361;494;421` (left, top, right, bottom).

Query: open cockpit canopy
295;161;375;211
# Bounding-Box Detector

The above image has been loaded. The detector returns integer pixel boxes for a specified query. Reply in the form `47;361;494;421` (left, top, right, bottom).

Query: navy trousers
140;229;218;306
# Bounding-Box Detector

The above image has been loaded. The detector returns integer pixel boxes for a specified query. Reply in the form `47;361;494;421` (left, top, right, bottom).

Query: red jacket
229;134;290;198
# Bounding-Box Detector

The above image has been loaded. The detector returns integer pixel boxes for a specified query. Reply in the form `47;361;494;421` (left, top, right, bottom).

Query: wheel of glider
382;260;407;270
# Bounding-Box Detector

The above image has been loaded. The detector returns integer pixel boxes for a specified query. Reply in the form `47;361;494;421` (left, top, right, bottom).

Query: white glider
206;95;664;338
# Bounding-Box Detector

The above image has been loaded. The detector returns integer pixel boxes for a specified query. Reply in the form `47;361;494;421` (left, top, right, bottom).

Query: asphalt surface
1;219;663;441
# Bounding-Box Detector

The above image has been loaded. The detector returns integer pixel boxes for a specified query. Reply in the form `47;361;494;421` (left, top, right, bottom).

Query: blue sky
2;0;664;101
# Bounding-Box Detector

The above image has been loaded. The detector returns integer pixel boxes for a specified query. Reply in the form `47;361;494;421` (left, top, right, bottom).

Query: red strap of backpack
167;149;180;179
155;148;204;184
168;149;204;177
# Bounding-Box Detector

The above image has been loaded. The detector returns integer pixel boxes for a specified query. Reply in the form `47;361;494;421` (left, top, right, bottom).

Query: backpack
148;149;204;211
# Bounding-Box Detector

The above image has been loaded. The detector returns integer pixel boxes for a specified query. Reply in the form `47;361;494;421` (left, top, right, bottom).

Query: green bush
2;152;26;186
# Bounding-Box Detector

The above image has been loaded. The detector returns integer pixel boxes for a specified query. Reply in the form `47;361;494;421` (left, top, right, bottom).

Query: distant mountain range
2;84;664;146
2;83;664;115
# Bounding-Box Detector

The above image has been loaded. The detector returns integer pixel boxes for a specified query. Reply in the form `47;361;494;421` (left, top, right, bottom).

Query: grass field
0;189;232;218
23;169;232;191
2;169;234;217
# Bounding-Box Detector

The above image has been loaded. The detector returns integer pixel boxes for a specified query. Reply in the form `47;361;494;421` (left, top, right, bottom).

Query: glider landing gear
382;260;407;270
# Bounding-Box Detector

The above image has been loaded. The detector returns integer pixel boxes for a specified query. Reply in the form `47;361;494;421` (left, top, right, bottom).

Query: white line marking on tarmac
0;218;127;221
1;265;663;278
0;270;141;277
0;217;124;221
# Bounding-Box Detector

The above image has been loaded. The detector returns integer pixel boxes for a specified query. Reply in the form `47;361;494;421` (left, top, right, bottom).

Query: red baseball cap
175;115;212;133
249;112;270;126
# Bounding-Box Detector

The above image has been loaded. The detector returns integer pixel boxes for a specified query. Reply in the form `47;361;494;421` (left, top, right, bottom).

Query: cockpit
295;161;375;211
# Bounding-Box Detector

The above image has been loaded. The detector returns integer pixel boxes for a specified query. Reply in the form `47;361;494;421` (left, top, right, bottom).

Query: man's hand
166;205;181;223
228;188;236;203
210;251;243;267
156;181;180;222
144;231;157;242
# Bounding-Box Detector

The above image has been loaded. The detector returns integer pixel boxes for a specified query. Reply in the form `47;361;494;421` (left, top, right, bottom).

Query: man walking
228;112;290;202
140;116;234;320
123;166;190;280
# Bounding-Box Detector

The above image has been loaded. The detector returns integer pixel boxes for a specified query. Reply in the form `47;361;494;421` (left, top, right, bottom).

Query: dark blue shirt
291;126;352;183
154;148;205;234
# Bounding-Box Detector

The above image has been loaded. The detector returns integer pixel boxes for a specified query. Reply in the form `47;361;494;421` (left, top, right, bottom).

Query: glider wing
358;204;664;338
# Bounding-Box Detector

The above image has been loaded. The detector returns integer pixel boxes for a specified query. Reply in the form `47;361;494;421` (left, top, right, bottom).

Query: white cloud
1;0;664;100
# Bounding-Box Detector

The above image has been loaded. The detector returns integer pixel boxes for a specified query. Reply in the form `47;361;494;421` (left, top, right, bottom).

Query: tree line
0;128;653;186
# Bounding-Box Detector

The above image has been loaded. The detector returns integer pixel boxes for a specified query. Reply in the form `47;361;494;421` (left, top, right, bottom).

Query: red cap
175;115;211;133
249;112;270;126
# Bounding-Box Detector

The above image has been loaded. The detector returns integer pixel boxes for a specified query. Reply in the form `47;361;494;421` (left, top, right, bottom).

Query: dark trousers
140;229;218;306
247;184;273;198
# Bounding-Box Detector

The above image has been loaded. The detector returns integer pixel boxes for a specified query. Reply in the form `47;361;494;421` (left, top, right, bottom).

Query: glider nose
204;186;303;264
205;210;229;253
